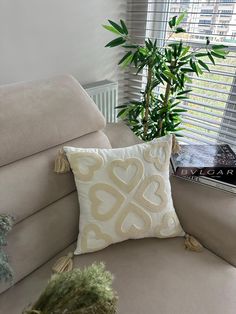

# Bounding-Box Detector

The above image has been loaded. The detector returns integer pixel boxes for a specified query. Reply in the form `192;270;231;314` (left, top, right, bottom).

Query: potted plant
103;13;228;141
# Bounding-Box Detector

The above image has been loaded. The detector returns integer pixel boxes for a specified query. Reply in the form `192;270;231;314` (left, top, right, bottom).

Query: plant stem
143;66;152;140
158;81;171;137
158;60;176;137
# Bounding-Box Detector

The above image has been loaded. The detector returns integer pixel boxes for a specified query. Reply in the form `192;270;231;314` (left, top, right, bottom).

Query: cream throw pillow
64;135;184;255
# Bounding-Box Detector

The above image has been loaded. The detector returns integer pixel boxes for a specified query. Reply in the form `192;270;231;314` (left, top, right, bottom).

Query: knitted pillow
64;135;184;255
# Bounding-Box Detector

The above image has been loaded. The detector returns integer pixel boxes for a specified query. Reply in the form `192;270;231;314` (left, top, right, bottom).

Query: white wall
0;0;127;85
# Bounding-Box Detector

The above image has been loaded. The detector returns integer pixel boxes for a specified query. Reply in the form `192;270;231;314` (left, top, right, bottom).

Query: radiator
84;80;118;123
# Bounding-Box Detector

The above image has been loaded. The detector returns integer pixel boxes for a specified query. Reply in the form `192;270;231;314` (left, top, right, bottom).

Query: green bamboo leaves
207;43;228;65
169;11;187;33
103;20;128;48
103;15;228;140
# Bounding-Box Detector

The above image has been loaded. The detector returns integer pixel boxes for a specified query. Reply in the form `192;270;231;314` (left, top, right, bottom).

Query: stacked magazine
171;144;236;194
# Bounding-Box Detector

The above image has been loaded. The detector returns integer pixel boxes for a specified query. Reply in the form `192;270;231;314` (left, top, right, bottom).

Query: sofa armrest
104;122;143;148
171;176;236;267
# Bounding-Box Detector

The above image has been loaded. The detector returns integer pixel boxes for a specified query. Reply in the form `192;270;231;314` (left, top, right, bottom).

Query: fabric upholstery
0;75;106;166
171;175;236;267
0;131;111;224
104;122;143;148
64;135;184;254
0;192;79;294
0;75;110;295
0;238;235;314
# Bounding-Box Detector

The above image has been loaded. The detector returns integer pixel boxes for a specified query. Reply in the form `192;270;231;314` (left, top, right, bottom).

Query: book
172;174;236;195
171;144;236;178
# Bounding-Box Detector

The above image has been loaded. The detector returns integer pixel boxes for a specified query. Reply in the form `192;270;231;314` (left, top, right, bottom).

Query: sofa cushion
104;122;143;148
0;75;106;166
0;238;235;314
0;131;111;224
64;135;184;255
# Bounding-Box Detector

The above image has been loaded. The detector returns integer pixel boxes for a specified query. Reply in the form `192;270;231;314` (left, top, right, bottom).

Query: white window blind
123;0;236;147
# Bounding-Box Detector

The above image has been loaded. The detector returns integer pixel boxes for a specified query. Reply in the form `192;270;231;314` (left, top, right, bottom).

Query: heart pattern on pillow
115;202;152;238
134;175;167;212
155;212;183;238
89;183;125;221
64;135;184;255
68;152;103;181
108;158;144;193
81;224;113;253
143;142;170;170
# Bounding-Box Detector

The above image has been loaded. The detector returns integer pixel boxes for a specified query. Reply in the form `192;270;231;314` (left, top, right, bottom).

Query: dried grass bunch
24;263;118;314
0;214;14;283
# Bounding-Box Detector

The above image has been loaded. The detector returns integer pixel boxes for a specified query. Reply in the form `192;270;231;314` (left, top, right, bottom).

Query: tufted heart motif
80;224;112;253
143;142;169;170
155;212;184;238
134;175;167;212
115;202;152;238
108;158;144;193
68;152;103;181
89;183;125;221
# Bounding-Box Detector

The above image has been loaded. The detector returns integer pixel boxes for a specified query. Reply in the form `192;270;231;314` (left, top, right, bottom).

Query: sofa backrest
0;75;111;293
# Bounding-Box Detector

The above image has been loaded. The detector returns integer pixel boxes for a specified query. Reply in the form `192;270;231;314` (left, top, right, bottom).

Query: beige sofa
0;75;235;314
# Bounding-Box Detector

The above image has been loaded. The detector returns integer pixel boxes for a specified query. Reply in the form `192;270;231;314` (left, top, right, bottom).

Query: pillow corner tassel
54;149;70;174
52;252;74;273
172;134;181;155
184;234;203;252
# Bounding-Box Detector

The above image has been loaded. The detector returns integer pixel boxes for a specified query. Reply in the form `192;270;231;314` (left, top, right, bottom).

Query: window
201;9;214;14
125;0;236;147
199;20;211;24
219;9;233;13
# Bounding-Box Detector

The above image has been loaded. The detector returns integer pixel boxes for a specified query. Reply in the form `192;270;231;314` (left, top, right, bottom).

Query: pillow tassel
52;252;74;273
172;134;181;154
54;149;70;174
184;234;203;252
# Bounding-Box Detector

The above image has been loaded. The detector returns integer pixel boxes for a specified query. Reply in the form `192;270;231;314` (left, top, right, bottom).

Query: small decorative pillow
64;135;184;255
